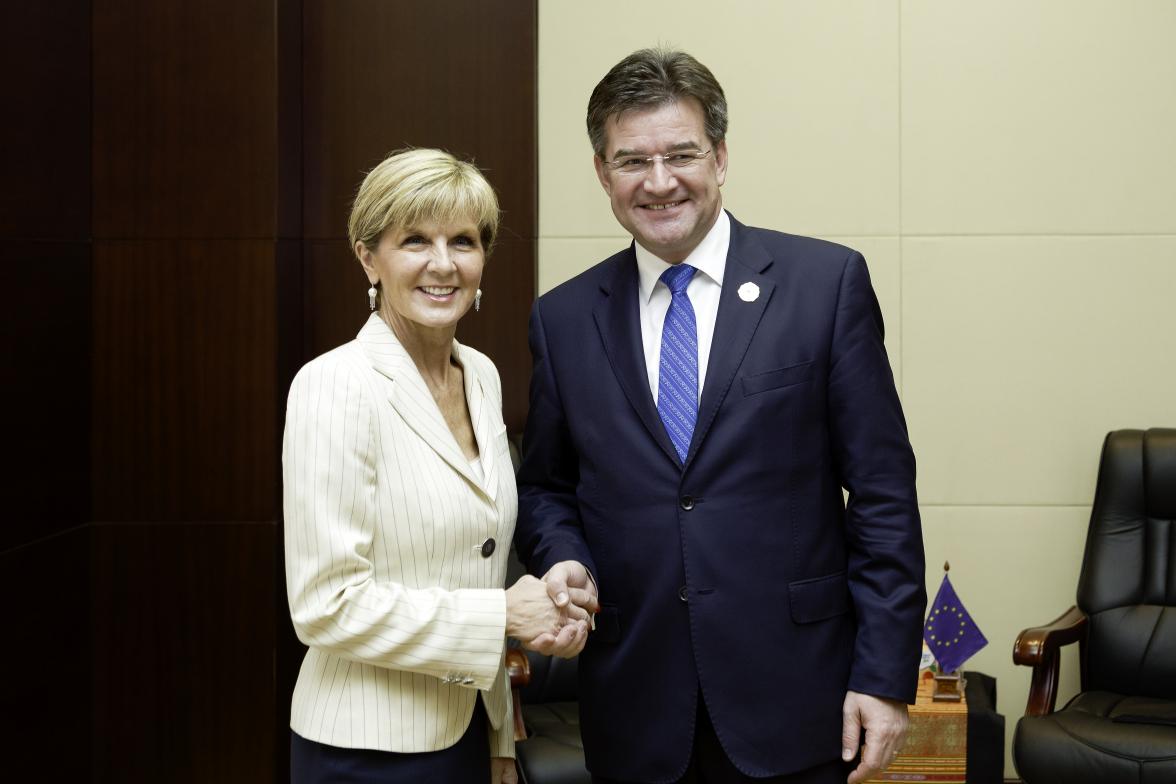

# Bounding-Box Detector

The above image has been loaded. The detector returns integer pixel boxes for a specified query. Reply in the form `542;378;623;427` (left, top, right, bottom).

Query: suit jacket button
679;585;688;603
680;495;695;511
480;538;496;557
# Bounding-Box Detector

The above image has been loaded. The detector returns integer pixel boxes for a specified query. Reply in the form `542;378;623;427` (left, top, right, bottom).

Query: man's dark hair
586;48;728;159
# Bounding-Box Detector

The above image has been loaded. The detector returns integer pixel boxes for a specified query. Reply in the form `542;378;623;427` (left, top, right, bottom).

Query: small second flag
923;572;988;675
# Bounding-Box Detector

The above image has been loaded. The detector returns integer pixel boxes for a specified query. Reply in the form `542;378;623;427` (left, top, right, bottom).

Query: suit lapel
357;314;490;498
686;217;776;468
457;343;499;502
592;250;681;467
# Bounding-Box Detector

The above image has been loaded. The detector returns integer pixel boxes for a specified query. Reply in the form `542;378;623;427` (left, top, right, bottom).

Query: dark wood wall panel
0;529;91;781
0;0;95;773
91;241;277;522
1;1;534;779
277;0;304;240
91;523;275;784
92;0;277;239
302;240;371;359
0;0;91;239
300;0;537;429
276;239;306;394
301;0;536;241
274;238;305;784
0;241;91;549
455;237;535;430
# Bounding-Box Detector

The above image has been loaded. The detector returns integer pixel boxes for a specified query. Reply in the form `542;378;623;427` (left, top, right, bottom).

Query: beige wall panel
921;504;1088;776
539;0;901;239
538;236;631;294
903;236;1176;506
902;0;1176;234
822;236;903;389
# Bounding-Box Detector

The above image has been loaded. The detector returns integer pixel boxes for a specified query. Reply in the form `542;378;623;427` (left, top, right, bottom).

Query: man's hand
521;560;599;659
543;560;600;617
842;691;909;784
490;756;518;784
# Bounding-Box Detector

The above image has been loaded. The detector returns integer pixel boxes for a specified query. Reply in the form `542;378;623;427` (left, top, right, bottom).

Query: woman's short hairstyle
586;48;728;159
348;148;501;255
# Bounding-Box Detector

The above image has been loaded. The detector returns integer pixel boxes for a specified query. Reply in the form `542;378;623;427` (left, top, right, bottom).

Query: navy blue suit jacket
516;214;926;781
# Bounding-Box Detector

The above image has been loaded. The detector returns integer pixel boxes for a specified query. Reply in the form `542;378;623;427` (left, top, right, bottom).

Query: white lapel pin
738;281;760;303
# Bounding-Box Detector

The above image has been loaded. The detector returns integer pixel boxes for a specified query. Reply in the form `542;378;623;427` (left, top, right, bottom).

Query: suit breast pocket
741;361;814;397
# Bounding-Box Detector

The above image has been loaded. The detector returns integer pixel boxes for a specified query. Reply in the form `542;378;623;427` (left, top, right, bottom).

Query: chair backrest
1077;428;1176;699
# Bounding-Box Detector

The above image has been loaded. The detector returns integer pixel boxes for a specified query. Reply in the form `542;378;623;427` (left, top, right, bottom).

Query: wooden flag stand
932;669;965;702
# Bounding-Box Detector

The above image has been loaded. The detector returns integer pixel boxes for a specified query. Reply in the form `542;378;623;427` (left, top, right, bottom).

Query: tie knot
660;264;696;295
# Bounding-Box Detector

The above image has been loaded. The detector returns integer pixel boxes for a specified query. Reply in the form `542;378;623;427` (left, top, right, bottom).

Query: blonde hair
348;148;501;254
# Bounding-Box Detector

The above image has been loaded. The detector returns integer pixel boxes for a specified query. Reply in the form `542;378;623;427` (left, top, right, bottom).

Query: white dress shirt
635;209;730;403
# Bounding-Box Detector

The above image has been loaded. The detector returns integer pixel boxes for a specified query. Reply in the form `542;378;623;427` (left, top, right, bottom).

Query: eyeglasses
602;148;712;176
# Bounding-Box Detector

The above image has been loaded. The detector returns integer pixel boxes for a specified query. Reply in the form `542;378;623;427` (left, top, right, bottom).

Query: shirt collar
635;209;730;303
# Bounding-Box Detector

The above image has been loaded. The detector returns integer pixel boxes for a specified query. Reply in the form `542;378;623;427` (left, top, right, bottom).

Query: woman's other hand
490;756;518;784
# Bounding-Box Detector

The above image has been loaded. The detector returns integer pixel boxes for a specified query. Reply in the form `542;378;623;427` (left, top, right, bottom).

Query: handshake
505;560;600;659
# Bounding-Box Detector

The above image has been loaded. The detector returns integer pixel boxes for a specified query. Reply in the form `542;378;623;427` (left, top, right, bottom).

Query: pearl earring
368;285;377;311
474;288;482;312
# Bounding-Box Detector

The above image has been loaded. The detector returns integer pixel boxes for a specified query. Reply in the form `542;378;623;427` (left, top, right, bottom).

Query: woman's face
358;218;484;337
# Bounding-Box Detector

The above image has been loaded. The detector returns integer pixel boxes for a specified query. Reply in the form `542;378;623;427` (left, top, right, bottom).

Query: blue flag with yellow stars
924;574;988;674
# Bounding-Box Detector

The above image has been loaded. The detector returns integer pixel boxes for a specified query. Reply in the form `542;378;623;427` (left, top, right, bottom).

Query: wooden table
865;671;1004;783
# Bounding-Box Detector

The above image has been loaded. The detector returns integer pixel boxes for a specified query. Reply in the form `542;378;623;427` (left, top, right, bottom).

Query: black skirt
290;701;492;783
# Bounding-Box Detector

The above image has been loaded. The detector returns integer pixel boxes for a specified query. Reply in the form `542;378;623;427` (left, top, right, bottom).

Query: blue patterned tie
657;264;698;463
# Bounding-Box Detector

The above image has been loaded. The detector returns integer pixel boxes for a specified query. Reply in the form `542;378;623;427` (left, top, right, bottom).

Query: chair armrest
506;648;531;741
1012;605;1087;717
507;647;532;688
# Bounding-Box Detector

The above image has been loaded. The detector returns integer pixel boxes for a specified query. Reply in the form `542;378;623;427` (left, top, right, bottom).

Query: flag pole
932;559;964;701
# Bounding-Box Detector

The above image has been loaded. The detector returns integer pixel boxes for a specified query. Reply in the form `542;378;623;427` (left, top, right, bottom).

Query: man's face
594;98;728;264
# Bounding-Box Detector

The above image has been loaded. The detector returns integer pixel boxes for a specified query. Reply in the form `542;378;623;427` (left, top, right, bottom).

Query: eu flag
923;574;988;674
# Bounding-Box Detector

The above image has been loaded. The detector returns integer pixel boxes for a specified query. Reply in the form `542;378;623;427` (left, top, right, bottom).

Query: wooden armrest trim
1012;605;1087;717
506;648;531;742
506;647;531;689
1013;605;1087;666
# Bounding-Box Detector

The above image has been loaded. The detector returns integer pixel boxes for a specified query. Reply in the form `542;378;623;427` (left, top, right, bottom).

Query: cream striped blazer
283;313;517;757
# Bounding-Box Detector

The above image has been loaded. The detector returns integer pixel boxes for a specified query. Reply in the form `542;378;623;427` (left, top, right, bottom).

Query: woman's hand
490;756;518;784
505;575;564;640
505;574;590;658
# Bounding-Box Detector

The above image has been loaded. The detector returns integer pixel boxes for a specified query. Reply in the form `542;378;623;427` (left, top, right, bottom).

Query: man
516;48;925;784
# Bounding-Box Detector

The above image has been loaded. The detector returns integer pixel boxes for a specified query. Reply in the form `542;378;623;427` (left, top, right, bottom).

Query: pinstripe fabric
283;313;517;758
657;264;698;462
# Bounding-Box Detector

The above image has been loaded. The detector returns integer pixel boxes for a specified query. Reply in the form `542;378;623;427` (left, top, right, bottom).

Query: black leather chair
513;647;589;784
1012;428;1176;783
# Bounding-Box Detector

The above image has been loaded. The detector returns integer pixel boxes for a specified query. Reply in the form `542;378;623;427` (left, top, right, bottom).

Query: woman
283;148;587;783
